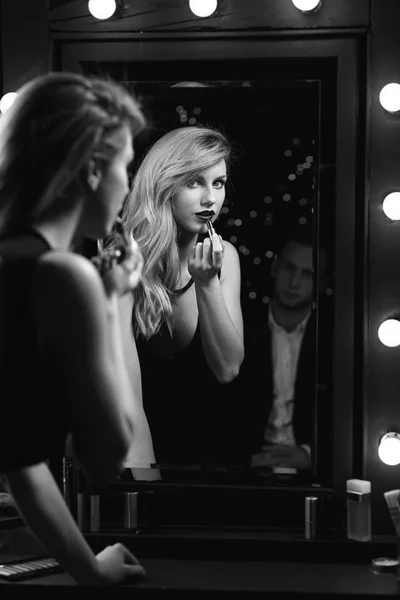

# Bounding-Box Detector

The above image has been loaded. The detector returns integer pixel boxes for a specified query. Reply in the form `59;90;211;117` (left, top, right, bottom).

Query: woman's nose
201;185;215;205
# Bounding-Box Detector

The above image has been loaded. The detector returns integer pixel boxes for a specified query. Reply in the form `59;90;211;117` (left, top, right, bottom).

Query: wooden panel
49;0;370;34
58;37;360;64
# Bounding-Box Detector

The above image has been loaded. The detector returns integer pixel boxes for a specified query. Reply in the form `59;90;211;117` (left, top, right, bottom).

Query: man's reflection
240;225;329;473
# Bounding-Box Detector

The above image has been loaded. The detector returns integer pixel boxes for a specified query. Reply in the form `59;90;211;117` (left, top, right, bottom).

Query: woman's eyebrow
191;172;227;182
209;173;228;180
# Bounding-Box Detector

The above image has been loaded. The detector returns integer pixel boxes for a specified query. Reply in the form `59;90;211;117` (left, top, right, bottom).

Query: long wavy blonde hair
108;125;231;340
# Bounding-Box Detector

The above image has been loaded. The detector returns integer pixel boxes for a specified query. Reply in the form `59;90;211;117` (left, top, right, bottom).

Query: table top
0;557;400;596
1;526;400;596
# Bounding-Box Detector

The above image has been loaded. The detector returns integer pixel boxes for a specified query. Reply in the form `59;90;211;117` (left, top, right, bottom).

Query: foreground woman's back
0;71;151;586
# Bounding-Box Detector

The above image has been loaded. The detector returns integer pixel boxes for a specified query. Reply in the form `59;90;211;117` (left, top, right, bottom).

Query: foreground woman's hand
96;543;146;586
92;233;143;297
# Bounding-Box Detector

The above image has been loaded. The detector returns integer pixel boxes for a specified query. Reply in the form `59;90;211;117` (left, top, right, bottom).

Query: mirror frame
50;32;362;531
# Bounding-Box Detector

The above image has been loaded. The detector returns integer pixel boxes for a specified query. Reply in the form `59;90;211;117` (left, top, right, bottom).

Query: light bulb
378;432;400;466
379;83;400;113
0;92;17;114
189;0;217;18
383;192;400;221
378;319;400;347
292;0;321;13
88;0;117;20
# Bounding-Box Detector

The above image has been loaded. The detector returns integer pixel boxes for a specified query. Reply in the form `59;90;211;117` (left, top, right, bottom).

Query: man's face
272;242;314;311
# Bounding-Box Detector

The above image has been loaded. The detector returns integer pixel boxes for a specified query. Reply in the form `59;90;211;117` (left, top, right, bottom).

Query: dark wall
0;0;49;94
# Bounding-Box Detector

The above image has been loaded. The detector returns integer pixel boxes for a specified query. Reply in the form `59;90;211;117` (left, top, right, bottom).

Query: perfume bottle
346;478;371;542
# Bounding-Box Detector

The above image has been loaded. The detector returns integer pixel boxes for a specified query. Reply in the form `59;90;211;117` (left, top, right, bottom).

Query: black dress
137;277;230;467
0;230;70;473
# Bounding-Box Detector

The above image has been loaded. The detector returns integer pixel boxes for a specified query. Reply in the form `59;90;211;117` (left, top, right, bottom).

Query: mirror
80;65;335;488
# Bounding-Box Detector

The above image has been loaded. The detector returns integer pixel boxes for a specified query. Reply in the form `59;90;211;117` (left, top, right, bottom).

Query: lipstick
207;218;223;252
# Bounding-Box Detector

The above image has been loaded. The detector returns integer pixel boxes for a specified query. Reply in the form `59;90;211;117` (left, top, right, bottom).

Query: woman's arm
191;238;244;383
117;292;158;471
5;463;144;586
33;252;140;481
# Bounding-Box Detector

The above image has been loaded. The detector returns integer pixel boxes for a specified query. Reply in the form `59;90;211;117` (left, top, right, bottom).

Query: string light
292;0;322;13
378;433;400;466
88;0;123;20
0;92;17;114
382;192;400;221
379;83;400;113
189;0;217;18
378;319;400;347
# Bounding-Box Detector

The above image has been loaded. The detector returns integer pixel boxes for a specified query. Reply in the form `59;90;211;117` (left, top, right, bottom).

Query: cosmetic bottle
305;496;318;539
89;484;100;533
124;492;138;531
62;456;74;512
346;478;371;542
76;468;86;531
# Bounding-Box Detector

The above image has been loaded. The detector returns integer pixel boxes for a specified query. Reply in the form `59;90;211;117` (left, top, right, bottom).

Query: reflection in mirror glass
80;68;335;488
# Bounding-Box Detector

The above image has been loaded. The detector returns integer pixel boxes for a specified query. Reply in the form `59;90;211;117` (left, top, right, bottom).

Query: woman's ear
86;158;102;192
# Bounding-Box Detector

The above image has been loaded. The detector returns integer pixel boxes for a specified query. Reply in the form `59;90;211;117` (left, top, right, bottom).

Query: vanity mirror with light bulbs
2;0;400;537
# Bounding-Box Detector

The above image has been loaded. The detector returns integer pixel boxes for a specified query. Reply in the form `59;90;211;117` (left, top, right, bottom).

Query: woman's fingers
117;543;141;566
187;235;225;278
212;232;223;253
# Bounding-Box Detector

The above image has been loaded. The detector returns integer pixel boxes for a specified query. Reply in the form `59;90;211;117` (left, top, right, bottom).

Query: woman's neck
32;201;83;252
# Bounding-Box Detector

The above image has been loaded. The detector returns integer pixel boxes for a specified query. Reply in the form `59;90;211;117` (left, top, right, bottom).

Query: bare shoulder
32;251;106;322
34;251;103;298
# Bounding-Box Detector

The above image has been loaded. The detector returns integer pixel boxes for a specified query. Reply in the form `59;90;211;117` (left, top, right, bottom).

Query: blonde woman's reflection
105;126;244;468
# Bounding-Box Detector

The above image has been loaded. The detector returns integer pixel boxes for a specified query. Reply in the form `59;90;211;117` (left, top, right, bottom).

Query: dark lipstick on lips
196;210;214;220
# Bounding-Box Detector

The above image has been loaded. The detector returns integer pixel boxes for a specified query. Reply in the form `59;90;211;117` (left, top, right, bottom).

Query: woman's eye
187;179;200;188
213;180;226;189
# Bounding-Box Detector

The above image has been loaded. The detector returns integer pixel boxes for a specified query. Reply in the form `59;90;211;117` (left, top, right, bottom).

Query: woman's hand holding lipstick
113;232;144;293
92;220;144;298
188;220;225;283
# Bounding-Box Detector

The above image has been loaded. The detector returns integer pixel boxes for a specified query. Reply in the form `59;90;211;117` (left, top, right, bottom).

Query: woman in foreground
0;71;151;586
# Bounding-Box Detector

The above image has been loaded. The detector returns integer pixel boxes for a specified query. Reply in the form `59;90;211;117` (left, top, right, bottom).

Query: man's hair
275;223;331;277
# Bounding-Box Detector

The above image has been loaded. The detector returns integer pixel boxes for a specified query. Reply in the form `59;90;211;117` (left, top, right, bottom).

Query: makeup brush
384;489;400;537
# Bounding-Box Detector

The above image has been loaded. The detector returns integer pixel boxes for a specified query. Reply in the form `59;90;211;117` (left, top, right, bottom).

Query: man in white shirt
242;227;330;472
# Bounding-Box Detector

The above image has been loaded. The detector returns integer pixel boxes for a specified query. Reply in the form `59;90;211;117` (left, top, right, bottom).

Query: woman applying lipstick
0;72;148;585
107;125;244;466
